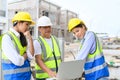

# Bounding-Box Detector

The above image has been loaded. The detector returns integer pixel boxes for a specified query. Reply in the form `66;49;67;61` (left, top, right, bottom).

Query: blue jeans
98;77;109;80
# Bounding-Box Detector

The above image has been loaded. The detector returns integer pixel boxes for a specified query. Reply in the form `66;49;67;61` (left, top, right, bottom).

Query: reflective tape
2;59;12;64
86;52;103;63
85;62;107;74
3;67;31;75
36;68;56;73
38;37;47;60
44;56;61;62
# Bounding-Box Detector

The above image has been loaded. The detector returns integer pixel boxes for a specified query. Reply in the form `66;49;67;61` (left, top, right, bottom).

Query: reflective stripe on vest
36;35;61;78
85;62;107;74
2;59;12;64
36;68;56;73
43;56;61;62
3;67;30;75
86;52;103;63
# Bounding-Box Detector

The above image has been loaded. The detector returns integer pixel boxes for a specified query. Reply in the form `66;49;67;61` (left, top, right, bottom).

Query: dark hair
13;21;18;26
19;32;27;47
13;21;25;26
75;23;87;30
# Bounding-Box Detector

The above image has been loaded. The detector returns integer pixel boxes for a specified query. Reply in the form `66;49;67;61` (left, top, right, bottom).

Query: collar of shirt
9;28;20;38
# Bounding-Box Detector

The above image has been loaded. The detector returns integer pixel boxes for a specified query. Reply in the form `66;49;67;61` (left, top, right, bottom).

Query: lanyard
51;37;58;72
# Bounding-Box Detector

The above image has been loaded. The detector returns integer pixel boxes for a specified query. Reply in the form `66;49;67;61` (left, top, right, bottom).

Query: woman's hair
13;21;28;47
13;21;18;26
19;32;27;47
13;21;25;26
75;23;87;30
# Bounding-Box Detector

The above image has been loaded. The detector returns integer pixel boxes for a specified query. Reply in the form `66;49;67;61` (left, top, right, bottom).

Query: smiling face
72;25;86;39
38;26;52;38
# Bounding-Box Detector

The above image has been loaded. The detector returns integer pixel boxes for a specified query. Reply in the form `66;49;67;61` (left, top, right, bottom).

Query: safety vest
82;33;109;80
35;36;61;79
2;31;31;80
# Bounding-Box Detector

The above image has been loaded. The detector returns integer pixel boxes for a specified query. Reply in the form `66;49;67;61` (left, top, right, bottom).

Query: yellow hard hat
68;18;84;32
12;12;35;25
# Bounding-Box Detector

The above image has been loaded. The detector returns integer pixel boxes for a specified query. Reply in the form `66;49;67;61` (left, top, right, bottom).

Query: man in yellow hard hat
1;11;35;80
68;18;109;80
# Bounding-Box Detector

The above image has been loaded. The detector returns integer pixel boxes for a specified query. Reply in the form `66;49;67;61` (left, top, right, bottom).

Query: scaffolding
8;0;79;42
60;10;78;42
8;0;61;39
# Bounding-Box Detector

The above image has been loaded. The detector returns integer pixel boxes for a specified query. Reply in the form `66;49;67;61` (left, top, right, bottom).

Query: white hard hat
37;16;52;27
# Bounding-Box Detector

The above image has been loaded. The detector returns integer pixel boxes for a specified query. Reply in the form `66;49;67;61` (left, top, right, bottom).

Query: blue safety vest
2;31;31;80
83;33;109;80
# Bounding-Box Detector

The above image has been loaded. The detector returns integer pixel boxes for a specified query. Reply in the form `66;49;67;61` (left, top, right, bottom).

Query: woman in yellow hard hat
2;11;35;80
68;18;109;80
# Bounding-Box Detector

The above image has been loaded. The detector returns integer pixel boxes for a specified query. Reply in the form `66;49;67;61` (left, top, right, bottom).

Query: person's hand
23;52;28;60
24;31;32;40
47;70;57;78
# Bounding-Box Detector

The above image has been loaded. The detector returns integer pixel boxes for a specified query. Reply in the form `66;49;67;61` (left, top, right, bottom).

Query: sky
8;0;120;37
47;0;120;37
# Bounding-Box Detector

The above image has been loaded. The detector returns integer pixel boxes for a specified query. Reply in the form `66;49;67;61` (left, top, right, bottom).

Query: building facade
8;0;78;42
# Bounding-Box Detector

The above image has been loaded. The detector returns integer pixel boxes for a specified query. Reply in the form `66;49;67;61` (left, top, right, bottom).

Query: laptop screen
56;60;85;80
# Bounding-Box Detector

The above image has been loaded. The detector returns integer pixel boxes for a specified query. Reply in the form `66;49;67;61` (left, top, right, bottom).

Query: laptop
47;60;85;80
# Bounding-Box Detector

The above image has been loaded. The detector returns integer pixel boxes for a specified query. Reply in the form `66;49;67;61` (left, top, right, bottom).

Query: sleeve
33;40;42;56
75;32;96;60
26;38;34;61
26;47;33;61
2;34;25;66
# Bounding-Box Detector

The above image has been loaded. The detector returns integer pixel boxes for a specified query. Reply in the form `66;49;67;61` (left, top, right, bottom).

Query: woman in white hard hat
2;11;35;80
34;16;62;80
68;18;109;80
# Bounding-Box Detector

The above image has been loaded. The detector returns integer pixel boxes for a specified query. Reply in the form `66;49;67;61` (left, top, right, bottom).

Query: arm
24;31;34;56
35;55;56;77
76;32;96;60
28;37;34;56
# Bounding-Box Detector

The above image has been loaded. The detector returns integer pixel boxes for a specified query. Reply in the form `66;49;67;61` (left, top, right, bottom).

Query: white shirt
34;38;53;56
2;28;33;66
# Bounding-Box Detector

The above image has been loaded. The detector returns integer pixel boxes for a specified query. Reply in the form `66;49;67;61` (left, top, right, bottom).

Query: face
38;26;52;38
17;22;31;33
72;26;86;39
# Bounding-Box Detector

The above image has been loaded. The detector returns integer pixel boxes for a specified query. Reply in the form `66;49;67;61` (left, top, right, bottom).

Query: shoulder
51;35;57;39
2;33;11;41
87;31;95;36
33;39;39;44
85;31;95;38
83;31;96;42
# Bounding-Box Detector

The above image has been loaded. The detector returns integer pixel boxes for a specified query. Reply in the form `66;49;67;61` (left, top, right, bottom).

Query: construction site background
30;41;120;80
1;0;120;80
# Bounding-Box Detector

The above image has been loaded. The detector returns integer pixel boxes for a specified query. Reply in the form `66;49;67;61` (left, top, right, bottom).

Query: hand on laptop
47;70;57;78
